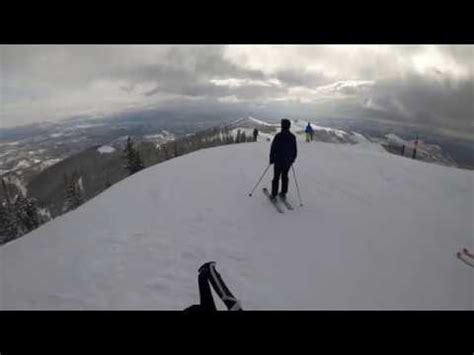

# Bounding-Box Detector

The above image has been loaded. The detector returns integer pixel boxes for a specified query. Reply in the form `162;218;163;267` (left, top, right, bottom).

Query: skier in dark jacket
305;123;314;142
253;128;259;142
269;119;297;199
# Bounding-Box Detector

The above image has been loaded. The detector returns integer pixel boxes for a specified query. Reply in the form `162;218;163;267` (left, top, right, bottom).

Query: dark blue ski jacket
270;130;297;166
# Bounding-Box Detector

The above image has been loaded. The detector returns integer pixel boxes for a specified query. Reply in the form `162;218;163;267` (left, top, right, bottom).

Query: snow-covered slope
229;116;278;132
248;116;279;127
1;141;472;310
231;117;366;145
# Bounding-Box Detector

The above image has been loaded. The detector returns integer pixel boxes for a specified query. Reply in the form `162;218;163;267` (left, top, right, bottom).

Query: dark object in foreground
184;261;242;311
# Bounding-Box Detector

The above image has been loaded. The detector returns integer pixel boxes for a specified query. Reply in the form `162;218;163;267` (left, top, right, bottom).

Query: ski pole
248;164;271;196
291;165;303;206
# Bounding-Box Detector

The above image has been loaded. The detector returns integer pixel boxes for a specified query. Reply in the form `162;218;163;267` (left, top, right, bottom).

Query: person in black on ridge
253;128;259;142
269;119;297;200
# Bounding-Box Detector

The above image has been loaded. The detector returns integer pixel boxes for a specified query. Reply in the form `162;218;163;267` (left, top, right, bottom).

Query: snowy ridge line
220;117;455;169
248;116;279;127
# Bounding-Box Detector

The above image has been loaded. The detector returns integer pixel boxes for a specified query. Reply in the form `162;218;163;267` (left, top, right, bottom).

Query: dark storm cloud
364;73;473;132
112;46;267;89
106;46;283;102
1;45;472;139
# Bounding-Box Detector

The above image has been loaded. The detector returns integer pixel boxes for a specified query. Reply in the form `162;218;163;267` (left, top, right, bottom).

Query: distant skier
412;135;419;159
269;119;297;200
305;123;314;142
253;128;259;142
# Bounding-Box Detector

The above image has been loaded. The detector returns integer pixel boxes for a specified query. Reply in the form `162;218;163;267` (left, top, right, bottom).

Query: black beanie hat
281;119;291;130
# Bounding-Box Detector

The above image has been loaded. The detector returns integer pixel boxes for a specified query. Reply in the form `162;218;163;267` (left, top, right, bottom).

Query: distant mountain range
1;115;471;219
0;110;237;199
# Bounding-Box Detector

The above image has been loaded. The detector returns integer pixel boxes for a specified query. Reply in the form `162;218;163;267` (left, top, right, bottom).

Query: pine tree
124;136;145;175
64;172;84;212
159;144;168;161
14;195;41;234
1;178;18;242
412;135;419;159
173;140;179;157
0;202;18;243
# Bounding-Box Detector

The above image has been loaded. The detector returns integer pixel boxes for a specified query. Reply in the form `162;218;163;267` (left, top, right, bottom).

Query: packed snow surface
1;141;472;309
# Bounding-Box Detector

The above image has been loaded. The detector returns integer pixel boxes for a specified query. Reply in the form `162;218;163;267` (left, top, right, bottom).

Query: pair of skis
457;248;474;268
262;187;293;213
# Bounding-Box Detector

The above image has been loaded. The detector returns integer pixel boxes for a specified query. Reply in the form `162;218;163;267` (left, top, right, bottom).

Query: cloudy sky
1;45;472;139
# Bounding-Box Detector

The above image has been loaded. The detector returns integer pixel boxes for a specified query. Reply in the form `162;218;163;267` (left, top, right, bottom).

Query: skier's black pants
272;164;290;197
